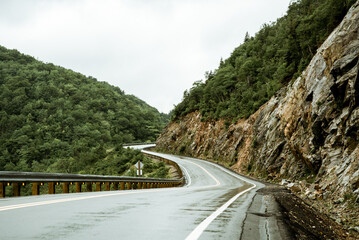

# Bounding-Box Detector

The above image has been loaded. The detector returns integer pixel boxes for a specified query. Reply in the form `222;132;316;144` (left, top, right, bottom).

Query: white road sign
135;161;144;169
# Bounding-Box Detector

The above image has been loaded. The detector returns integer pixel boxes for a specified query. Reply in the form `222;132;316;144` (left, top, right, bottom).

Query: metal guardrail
0;150;184;198
142;153;183;179
122;142;156;146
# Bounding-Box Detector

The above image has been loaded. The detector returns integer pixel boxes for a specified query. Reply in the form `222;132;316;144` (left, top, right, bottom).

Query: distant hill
0;45;169;173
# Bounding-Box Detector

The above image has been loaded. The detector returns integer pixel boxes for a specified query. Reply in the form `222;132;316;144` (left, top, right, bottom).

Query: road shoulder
240;184;294;240
244;183;358;240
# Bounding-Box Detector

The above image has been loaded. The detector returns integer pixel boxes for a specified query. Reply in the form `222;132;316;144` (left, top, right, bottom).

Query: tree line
172;0;356;121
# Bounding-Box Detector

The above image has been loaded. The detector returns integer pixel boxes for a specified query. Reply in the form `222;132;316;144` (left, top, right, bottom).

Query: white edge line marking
187;156;261;187
142;150;192;187
185;184;256;240
181;159;220;187
138;151;261;240
2;150;259;240
178;163;192;187
0;152;192;212
181;157;258;240
144;152;259;240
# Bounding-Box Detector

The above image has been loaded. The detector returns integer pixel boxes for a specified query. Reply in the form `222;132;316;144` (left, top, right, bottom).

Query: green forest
172;0;356;121
0;45;169;176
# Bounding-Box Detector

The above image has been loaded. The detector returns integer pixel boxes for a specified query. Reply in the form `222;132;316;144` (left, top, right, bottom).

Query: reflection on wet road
0;146;264;240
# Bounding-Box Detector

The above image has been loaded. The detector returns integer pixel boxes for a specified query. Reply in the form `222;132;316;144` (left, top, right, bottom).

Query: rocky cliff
157;1;359;229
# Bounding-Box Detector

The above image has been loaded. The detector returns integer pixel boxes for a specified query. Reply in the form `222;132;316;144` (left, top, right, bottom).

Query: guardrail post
138;182;142;189
113;182;119;190
48;182;55;194
76;182;82;193
13;183;20;197
126;182;132;190
105;182;110;191
96;182;102;191
86;182;92;192
0;182;5;198
63;182;69;193
120;182;125;190
32;183;40;195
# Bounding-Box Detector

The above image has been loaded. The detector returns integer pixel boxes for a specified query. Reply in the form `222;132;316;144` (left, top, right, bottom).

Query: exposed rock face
157;1;359;215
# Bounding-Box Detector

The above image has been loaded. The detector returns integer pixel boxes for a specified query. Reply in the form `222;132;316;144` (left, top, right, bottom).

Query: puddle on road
250;212;275;218
38;222;93;240
36;204;135;240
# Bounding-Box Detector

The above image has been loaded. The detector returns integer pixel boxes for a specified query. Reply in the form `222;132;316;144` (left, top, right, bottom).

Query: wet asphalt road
0;146;266;240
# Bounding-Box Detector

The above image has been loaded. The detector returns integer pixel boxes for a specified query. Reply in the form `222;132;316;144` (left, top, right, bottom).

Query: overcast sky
0;0;291;113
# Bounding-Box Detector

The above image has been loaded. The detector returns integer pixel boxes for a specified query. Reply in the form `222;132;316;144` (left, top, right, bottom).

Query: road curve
0;146;284;240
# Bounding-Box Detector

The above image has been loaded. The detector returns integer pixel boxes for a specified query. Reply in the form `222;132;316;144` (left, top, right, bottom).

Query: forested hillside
172;0;356;121
0;46;169;175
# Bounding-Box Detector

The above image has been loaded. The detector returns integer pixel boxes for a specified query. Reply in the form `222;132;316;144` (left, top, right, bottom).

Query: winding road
0;145;291;239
